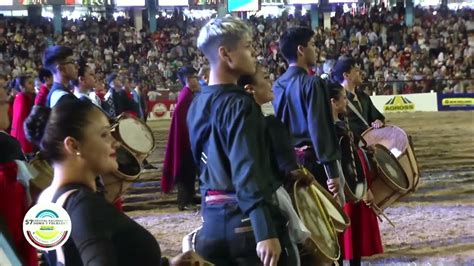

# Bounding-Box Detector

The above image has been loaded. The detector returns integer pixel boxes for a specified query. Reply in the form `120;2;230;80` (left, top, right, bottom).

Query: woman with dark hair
327;82;383;266
24;99;162;265
11;75;35;155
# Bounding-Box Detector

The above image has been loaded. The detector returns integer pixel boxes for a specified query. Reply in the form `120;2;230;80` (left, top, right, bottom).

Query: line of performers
0;16;390;266
164;17;388;266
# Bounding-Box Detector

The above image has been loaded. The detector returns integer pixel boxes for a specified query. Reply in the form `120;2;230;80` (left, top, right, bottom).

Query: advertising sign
370;92;438;113
287;0;318;4
116;0;144;6
228;0;259;12
158;0;188;6
148;99;176;120
437;93;474;111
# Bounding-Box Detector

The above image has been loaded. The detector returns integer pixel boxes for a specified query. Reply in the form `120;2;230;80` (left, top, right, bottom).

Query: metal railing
361;78;474;95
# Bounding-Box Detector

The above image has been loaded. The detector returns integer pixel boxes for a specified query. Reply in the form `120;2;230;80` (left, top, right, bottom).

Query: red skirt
340;148;383;260
0;162;38;266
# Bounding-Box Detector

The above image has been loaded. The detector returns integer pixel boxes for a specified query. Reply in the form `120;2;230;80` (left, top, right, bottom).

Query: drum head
340;136;366;199
362;125;409;158
293;182;339;260
372;144;409;190
311;182;350;233
116;146;141;179
117;118;155;154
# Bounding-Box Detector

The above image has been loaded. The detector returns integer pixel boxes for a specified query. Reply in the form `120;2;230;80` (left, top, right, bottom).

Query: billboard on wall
437;93;474;111
287;0;318;4
158;0;188;6
228;0;259;12
192;0;218;5
370;92;438;113
19;0;67;4
0;0;13;5
115;0;144;6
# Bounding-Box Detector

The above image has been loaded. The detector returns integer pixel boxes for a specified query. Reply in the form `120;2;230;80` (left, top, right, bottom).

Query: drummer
327;82;384;266
272;27;343;198
188;16;294;266
330;56;385;136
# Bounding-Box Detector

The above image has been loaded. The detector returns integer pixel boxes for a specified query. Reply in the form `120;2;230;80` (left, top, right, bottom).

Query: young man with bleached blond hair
187;16;297;266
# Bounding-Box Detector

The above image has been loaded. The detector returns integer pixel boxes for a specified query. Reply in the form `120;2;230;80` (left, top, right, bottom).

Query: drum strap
347;101;369;127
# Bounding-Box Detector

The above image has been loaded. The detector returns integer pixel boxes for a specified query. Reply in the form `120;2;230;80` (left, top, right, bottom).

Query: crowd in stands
0;5;472;99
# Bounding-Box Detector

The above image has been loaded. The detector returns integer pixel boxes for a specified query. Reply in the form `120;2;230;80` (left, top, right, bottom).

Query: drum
311;181;350;233
362;125;420;191
293;180;340;263
29;152;53;190
339;136;368;203
112;115;155;162
369;144;410;210
102;146;141;203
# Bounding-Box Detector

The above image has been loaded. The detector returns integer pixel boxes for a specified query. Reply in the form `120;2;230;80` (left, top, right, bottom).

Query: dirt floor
126;111;474;265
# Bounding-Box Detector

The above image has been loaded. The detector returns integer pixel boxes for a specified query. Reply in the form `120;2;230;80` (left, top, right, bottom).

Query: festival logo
23;204;71;251
383;96;415;112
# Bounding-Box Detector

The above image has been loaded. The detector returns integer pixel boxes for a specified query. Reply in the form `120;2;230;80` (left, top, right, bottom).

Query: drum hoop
293;180;340;261
373;144;410;192
312;181;351;232
114;146;142;181
362;125;409;155
115;116;156;155
344;180;367;202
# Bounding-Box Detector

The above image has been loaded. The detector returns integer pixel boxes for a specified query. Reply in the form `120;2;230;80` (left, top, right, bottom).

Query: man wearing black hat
272;27;343;199
331;56;385;136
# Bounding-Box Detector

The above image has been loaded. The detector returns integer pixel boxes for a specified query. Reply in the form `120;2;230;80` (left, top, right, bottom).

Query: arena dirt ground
126;110;474;265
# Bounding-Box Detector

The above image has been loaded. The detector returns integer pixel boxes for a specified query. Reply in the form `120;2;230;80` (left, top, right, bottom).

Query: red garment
113;197;124;212
11;92;35;154
341;148;383;259
0;162;38;266
161;87;194;193
34;85;50;106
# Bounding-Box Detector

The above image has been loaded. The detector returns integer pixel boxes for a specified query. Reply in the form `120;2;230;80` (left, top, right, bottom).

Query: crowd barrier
147;92;474;120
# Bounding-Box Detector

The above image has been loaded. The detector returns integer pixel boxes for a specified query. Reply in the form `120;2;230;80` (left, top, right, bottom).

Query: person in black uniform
24;99;163;265
272;27;343;199
188;17;295;266
330;56;385;136
43;46;78;108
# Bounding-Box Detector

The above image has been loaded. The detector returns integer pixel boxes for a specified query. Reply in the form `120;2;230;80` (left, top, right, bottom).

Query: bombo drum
339;136;368;203
102;146;141;203
112;115;155;162
362;125;420;191
293;180;340;263
369;144;410;210
311;181;350;233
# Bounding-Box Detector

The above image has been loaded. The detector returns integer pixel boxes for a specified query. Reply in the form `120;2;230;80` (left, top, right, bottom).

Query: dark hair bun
24;105;51;147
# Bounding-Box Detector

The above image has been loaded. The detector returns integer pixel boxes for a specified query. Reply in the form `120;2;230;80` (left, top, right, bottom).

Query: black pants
176;179;196;207
196;201;297;266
